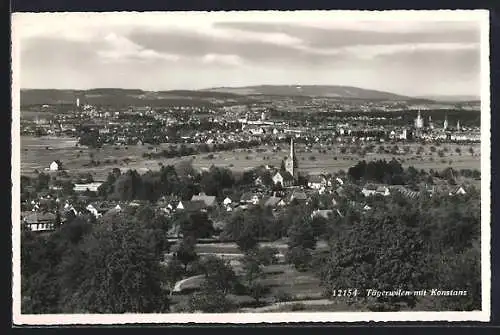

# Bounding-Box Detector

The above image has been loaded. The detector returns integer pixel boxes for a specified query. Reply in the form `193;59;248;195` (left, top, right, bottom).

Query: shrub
290;303;306;311
274;290;294;303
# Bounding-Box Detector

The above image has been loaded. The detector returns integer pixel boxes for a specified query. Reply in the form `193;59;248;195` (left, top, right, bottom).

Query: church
273;137;298;187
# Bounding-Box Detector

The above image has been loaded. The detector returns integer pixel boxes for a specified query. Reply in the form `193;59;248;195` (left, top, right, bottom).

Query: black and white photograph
11;10;490;324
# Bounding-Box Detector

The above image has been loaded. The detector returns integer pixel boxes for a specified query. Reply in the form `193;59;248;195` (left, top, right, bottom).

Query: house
272;171;294;187
240;192;260;205
49;160;62;171
223;197;233;206
361;185;378;197
86;204;102;218
311;208;343;219
254;176;264;187
289;190;308;203
23;212;57;232
176;200;208;212
311;209;334;219
361;185;390;197
261;196;283;208
73;182;103;193
307;174;327;190
191;192;217;207
450;186;467;196
389;185;420;199
376;186;390;196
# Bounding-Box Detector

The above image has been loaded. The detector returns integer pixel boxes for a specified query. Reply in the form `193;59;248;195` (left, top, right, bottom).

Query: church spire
290;137;294;161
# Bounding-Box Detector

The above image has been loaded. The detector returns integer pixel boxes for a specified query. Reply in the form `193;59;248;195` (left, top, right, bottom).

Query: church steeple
285;137;297;179
444;114;448;130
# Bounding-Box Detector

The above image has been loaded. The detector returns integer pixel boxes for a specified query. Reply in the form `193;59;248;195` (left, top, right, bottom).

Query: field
20;136;481;181
169;262;326;312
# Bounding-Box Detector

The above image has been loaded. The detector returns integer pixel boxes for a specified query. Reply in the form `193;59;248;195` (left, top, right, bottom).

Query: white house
86;204;102;218
73;182;103;193
49;161;60;171
272;171;294;187
449;186;467;196
240;192;260;205
361;185;390;197
223;197;233;206
307;175;327;190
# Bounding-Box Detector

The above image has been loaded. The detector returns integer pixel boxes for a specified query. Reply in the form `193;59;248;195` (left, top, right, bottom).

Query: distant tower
415;110;423;129
76;98;80;108
428;115;434;130
285;137;296;178
443;115;449;131
456;120;461;131
261;111;266;121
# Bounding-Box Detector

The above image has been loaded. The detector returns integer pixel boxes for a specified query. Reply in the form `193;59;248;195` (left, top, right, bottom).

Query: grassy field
21;136;481;180
170;263;325;312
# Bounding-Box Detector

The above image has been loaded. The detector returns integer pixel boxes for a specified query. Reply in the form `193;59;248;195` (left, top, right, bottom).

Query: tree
316;201;438;311
163;259;185;296
241;253;266;303
173;236;198;272
198;255;237;295
286;246;312;272
175;212;214;240
431;241;481;311
58;218;170;313
111;170;143;201
54;211;62;230
254;246;279;266
188;288;233;313
35;172;50;192
200;166;235;198
287;216;316;250
78;131;102;148
21;230;63;313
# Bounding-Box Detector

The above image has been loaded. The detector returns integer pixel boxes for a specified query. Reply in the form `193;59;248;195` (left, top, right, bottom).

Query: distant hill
416;95;480;102
20;89;248;107
202;85;413;100
20;85;432;107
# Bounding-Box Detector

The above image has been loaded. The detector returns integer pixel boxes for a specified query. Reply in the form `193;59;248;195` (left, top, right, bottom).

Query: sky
13;11;486;97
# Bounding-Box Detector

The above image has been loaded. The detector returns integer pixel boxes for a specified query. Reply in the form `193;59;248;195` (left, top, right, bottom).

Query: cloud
97;33;180;63
202;54;243;66
14;12;484;95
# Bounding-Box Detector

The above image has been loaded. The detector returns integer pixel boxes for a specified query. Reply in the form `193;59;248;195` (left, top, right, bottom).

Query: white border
11;10;491;325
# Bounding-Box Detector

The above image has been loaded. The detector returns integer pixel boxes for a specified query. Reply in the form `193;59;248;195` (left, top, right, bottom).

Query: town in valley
17;12;484;315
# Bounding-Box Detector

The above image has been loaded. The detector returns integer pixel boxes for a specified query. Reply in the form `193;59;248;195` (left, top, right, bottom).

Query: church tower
285;137;297;178
415;110;423;129
443;115;448;131
456;120;461;131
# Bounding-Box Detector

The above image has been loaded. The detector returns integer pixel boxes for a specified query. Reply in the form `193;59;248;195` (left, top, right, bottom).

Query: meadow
21;136;481;181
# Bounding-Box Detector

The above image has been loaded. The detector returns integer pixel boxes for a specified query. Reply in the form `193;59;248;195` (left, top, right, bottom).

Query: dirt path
173;275;205;293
